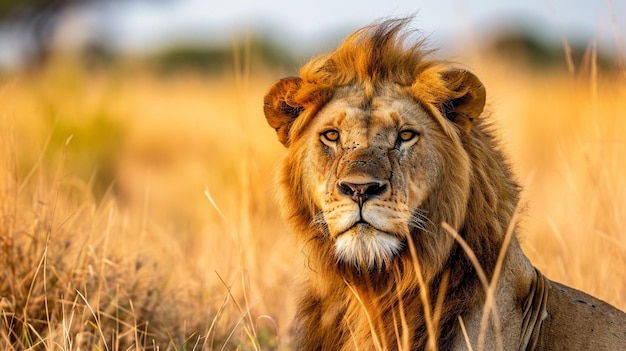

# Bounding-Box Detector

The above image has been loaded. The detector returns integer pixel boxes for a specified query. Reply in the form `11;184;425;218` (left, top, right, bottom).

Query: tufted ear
263;77;305;147
441;69;486;131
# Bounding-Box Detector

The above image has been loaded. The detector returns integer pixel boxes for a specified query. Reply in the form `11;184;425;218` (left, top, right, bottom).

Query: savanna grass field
1;25;626;349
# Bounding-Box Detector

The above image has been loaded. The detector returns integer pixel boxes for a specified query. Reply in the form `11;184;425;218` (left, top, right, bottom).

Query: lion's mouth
337;221;381;237
334;222;404;270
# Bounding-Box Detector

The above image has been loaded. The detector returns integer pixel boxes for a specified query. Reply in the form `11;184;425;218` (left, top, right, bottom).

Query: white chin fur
334;231;403;270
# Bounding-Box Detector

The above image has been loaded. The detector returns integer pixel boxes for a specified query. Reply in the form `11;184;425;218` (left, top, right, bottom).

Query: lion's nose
338;181;388;207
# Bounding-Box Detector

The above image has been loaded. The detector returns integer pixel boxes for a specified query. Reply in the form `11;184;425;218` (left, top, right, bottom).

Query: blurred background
0;1;624;350
0;0;624;72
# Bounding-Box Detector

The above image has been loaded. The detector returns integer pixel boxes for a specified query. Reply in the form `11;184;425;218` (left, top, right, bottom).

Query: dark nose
338;181;388;206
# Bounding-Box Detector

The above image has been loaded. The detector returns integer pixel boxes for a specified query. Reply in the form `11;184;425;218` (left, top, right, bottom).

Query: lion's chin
334;223;404;271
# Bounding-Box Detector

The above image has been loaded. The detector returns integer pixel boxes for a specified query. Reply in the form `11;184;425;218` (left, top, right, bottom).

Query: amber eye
398;130;419;142
321;130;340;142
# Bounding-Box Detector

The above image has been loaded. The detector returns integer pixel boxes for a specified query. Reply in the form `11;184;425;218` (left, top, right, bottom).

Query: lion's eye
398;130;419;142
321;130;340;142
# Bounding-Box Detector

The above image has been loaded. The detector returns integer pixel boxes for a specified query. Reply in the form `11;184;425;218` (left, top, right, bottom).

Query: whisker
309;212;330;236
408;209;435;235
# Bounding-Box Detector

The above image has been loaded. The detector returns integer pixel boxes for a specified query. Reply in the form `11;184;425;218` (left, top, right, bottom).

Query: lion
263;18;626;350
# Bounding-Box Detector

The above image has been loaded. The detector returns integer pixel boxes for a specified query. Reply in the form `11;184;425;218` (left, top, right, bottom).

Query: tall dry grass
471;54;626;304
0;44;625;350
1;61;297;350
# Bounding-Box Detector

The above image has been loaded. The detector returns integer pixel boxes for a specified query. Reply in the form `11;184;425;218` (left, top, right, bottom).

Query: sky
1;0;624;68
88;0;622;52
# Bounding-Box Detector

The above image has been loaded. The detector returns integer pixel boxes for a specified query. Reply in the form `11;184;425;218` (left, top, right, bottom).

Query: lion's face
299;85;452;270
265;67;485;274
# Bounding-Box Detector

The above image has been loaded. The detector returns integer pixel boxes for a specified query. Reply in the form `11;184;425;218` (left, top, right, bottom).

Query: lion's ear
441;69;486;131
263;77;305;147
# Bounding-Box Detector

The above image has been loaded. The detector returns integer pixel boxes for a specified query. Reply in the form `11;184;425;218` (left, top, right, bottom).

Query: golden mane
300;17;429;90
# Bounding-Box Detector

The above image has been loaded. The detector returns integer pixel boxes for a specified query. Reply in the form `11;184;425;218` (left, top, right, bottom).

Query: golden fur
264;18;626;350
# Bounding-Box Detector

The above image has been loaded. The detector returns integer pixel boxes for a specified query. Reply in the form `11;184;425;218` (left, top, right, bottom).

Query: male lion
263;18;626;350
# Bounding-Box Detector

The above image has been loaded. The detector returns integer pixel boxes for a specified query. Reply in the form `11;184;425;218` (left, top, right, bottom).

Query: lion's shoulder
536;280;626;349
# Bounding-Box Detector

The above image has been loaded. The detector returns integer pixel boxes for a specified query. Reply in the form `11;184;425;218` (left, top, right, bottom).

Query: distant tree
0;0;74;17
151;38;298;75
0;0;81;65
487;28;617;73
